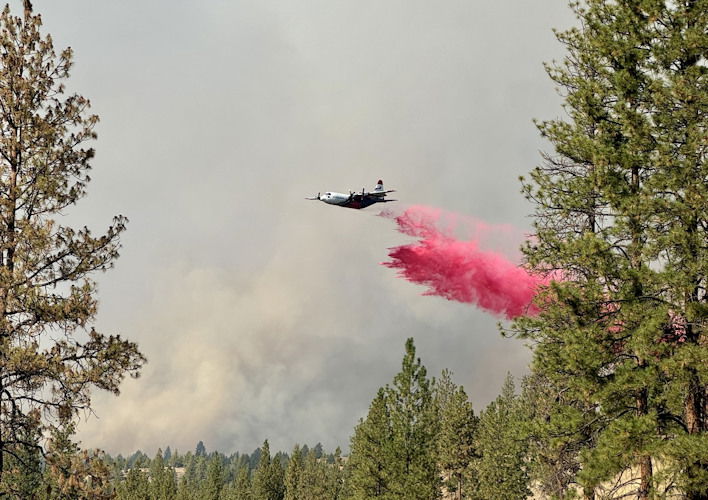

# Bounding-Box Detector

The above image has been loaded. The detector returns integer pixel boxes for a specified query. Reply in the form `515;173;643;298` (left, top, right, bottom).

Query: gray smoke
22;0;575;455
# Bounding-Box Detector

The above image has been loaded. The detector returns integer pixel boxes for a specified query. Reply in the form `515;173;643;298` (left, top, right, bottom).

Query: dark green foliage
233;466;253;500
252;440;285;500
148;449;178;500
183;451;207;492
347;338;440;500
127;450;148;469
521;373;593;499
298;449;330;500
220;466;251;499
117;459;150;500
513;0;707;497
3;422;42;499
387;339;440;499
204;453;225;500
284;445;303;500
330;447;345;500
101;437;327;500
472;374;530;500
436;370;478;500
347;389;391;499
249;448;262;471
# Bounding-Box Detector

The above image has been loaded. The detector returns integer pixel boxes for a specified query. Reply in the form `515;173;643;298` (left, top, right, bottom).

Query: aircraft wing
367;189;396;198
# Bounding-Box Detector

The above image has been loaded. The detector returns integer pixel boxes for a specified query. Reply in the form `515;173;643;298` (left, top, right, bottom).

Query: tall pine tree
521;372;594;499
347;338;439;500
514;0;707;498
347;389;391;499
386;338;439;500
0;1;145;491
435;370;477;500
473;373;530;500
284;444;303;500
148;449;177;500
252;440;284;500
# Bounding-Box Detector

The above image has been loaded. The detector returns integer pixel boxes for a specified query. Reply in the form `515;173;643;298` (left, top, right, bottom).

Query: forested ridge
100;339;527;500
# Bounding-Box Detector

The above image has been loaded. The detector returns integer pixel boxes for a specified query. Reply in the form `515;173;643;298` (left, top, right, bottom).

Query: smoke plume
381;205;545;319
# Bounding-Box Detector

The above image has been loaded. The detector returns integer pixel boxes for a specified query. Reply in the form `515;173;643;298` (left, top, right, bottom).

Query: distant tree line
102;439;345;500
101;338;533;500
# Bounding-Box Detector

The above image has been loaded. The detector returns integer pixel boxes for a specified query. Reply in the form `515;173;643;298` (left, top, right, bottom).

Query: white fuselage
320;192;351;205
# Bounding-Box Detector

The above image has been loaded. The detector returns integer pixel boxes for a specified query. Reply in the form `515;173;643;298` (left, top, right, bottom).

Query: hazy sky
21;0;575;456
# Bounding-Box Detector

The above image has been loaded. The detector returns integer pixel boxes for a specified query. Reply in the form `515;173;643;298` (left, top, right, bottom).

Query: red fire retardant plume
381;205;547;320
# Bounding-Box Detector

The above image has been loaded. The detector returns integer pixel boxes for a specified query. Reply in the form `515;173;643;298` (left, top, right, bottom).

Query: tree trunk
638;454;652;500
684;369;707;500
0;118;20;486
683;214;707;498
637;388;653;500
685;371;705;434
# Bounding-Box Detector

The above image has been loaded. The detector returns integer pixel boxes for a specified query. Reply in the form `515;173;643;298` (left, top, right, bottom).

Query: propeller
305;192;321;200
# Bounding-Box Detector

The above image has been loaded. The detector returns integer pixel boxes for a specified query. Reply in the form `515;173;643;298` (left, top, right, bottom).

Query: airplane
306;180;396;209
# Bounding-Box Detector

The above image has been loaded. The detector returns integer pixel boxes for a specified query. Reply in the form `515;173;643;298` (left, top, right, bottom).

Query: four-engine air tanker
306;180;396;209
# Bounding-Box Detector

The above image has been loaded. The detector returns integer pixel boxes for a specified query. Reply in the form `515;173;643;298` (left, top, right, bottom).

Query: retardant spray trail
380;205;546;319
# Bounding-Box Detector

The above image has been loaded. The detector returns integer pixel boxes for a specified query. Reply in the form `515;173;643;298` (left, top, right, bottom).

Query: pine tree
387;338;440;500
0;1;145;490
203;453;225;500
514;1;707;498
328;447;345;500
346;389;391;499
175;478;192;500
179;451;205;499
42;418;114;499
252;440;284;500
3;414;41;498
233;465;253;500
299;448;329;500
346;338;440;500
149;449;177;500
272;453;287;500
435;370;477;500
284;444;303;500
117;456;150;500
521;373;593;499
473;374;529;500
